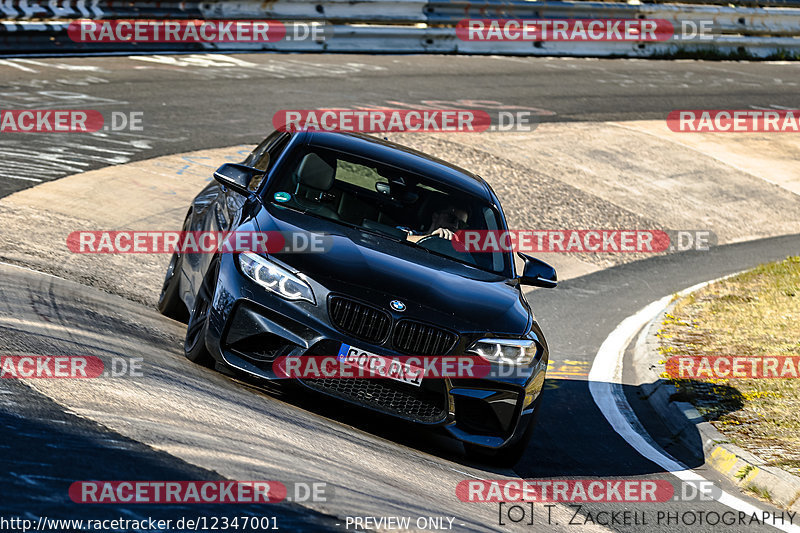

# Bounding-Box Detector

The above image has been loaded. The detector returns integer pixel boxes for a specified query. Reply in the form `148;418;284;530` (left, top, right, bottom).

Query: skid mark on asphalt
0;130;187;187
0;68;186;191
0;59;38;72
0;58;254;194
128;53;388;80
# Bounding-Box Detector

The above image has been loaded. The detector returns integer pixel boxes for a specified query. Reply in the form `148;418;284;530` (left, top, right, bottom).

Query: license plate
337;344;422;387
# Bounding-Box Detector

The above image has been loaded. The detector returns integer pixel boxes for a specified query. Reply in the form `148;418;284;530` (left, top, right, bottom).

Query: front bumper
204;254;548;449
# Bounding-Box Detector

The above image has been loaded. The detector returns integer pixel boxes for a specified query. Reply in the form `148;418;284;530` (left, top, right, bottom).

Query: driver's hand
430;227;454;240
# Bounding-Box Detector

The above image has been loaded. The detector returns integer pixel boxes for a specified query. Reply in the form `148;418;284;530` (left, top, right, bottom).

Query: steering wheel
415;235;456;256
415;234;440;244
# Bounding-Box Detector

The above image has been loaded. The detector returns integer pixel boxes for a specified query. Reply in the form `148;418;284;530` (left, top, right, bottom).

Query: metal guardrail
3;0;800;19
2;21;798;57
0;0;799;58
425;1;800;37
0;1;428;22
645;0;800;6
2;0;800;37
1;0;799;26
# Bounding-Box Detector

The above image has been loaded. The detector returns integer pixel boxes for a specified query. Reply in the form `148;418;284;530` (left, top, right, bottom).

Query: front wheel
183;258;219;368
157;251;189;323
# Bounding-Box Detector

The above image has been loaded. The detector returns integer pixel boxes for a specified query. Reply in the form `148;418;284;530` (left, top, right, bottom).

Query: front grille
301;378;447;423
393;319;457;355
328;296;391;344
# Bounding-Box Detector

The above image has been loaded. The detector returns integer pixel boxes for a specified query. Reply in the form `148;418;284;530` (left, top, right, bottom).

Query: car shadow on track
516;378;744;479
226;370;742;479
227;372;469;464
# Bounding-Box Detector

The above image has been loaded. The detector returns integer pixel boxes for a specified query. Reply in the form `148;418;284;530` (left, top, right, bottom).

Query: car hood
255;205;530;335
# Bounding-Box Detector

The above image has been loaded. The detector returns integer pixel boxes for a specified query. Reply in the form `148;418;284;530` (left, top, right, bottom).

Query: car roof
297;131;494;201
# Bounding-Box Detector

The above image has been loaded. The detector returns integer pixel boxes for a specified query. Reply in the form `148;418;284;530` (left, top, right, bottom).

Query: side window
244;130;282;168
335;160;381;191
247;132;291;192
482;206;504;273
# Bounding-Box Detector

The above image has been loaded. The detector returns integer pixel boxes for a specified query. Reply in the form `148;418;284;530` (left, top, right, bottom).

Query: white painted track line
589;279;800;533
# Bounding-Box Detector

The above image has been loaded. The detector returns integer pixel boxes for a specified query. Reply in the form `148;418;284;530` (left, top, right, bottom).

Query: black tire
183;258;219;368
464;395;542;467
157;251;189;323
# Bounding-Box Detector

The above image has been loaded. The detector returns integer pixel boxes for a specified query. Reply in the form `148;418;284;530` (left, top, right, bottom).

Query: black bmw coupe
158;130;557;465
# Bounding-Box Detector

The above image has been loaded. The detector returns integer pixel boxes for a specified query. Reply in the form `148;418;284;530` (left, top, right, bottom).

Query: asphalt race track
1;54;799;194
1;54;800;532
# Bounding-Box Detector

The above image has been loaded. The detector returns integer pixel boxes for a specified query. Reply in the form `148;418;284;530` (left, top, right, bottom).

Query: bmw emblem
390;300;406;312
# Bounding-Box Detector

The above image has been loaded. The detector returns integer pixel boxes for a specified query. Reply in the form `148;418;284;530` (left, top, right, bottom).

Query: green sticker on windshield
274;192;291;203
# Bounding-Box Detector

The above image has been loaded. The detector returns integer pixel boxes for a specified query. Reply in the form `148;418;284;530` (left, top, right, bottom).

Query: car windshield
266;146;509;275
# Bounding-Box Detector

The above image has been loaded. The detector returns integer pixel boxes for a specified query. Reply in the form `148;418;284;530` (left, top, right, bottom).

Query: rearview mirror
518;253;557;288
213;163;264;195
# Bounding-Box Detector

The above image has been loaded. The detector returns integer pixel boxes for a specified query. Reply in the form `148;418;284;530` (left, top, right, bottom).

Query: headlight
239;252;315;304
468;338;538;366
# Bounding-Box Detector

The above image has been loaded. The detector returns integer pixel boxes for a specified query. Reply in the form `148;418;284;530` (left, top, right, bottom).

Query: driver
408;205;468;242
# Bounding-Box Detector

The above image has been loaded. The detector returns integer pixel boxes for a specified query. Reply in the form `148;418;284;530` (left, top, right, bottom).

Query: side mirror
518;253;558;288
213;163;264;195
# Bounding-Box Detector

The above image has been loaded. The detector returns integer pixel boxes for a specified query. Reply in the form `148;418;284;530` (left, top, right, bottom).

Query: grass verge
658;256;800;476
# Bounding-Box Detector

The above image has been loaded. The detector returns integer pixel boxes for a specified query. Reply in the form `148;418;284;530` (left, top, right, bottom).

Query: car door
187;130;294;300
